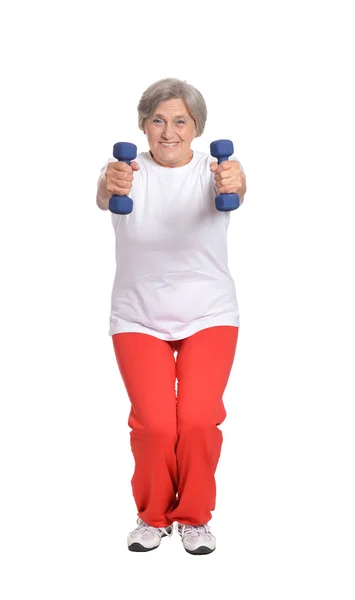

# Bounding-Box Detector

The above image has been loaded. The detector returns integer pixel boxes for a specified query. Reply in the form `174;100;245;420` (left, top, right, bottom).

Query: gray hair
137;78;207;137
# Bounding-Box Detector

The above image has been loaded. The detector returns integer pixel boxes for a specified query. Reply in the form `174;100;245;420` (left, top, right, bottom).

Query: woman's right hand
105;161;140;196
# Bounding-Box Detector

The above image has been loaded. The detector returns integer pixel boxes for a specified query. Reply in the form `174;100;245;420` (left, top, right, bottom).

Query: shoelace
178;524;211;538
132;519;173;538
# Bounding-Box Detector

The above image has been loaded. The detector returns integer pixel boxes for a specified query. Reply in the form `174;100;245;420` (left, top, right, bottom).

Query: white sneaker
127;518;173;552
177;523;216;554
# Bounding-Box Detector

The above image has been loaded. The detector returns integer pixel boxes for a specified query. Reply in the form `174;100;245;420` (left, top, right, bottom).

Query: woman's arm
96;158;118;210
96;174;111;211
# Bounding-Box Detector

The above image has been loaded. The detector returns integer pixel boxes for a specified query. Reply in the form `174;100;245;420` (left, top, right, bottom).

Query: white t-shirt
98;149;244;341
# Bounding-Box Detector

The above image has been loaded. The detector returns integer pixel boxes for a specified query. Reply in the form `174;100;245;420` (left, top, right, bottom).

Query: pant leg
112;332;178;527
166;325;239;525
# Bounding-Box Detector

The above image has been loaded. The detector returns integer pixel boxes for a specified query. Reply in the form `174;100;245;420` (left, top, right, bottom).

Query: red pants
112;325;239;527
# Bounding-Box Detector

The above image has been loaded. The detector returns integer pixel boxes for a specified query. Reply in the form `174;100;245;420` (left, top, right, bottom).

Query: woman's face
144;98;197;167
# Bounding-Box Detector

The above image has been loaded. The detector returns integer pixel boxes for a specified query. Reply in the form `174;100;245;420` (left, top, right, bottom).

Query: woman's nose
162;122;174;139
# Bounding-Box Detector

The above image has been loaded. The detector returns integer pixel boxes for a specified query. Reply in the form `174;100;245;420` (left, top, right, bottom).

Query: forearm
96;175;111;211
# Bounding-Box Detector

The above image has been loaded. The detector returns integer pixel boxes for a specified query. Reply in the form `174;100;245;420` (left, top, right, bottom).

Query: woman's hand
210;160;246;200
105;161;140;196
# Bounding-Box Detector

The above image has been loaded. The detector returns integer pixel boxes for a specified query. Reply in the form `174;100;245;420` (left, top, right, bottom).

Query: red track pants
112;325;239;527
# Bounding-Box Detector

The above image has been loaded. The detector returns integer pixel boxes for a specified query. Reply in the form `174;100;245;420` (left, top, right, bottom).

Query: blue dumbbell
210;139;240;211
109;142;137;214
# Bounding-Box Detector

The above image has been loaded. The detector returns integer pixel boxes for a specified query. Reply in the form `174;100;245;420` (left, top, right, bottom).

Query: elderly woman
96;78;247;555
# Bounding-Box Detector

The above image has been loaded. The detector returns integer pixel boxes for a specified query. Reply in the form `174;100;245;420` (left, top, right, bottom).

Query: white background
1;0;354;598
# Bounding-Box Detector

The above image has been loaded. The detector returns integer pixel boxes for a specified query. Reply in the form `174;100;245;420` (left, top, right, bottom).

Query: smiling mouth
160;142;179;148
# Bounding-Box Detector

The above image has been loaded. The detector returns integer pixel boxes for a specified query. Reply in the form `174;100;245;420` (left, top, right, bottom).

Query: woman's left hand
210;160;246;200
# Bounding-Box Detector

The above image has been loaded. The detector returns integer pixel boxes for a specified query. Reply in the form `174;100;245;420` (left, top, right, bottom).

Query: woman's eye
152;118;185;125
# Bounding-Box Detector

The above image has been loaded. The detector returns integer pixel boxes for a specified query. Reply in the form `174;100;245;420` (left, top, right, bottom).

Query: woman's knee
129;414;177;438
177;416;225;434
177;405;226;431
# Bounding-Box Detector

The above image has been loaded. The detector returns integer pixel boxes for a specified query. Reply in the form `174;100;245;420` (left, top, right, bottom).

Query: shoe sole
185;546;216;555
128;542;160;552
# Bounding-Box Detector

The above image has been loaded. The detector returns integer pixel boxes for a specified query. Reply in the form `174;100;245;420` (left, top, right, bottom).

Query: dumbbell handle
109;142;137;215
210;139;240;212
